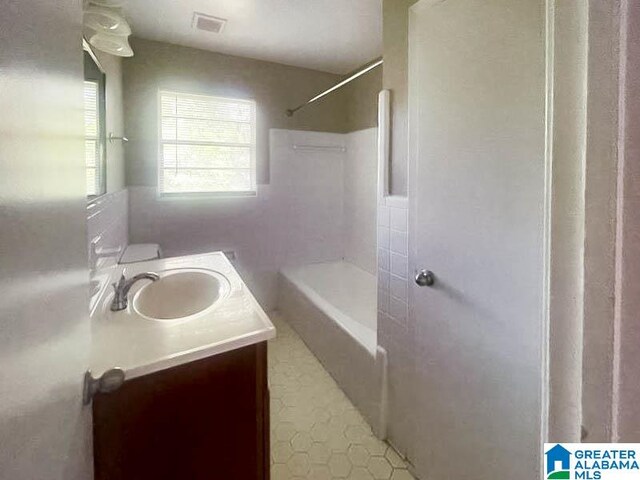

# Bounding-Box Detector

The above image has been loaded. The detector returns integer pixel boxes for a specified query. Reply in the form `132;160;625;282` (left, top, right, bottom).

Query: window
84;80;104;197
158;91;257;196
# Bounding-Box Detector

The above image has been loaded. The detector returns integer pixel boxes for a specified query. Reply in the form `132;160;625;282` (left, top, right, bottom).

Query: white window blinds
84;80;101;196
159;91;257;195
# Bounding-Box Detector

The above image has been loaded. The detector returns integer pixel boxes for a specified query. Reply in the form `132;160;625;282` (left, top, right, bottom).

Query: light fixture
89;31;134;57
83;0;134;57
84;4;131;36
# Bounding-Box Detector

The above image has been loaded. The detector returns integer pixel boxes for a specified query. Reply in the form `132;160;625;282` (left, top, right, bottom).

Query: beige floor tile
272;463;291;480
328;453;353;477
347;445;370;467
273;441;295;463
288;452;311;477
309;442;331;464
292;431;314;452
269;312;415;479
348;466;375;480
383;447;406;469
308;464;332;480
367;456;393;479
390;470;414;480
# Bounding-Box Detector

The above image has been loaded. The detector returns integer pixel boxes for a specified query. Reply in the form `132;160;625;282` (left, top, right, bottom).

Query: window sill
157;191;258;201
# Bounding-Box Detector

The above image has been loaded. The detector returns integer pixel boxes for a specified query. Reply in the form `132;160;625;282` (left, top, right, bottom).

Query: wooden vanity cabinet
93;342;269;480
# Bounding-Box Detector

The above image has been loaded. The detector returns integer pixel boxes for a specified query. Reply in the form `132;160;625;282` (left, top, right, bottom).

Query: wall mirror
84;41;107;199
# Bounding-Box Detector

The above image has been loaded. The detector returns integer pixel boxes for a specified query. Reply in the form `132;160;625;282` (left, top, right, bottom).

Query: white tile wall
389;297;408;326
378;248;390;272
390;231;408;256
389;275;408;302
390;253;408;278
378;205;391;228
378;286;390;315
343;128;378;275
376;195;413;457
389;207;408;233
378;269;390;291
377;196;408;327
378;227;390;250
87;188;128;271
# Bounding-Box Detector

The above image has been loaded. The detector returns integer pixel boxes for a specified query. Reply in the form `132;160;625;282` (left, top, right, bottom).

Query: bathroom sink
133;269;230;321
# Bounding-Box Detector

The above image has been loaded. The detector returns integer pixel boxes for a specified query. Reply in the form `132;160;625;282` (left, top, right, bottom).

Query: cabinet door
93;343;269;480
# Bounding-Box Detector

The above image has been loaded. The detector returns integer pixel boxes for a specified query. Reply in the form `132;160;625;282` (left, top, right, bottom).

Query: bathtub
278;260;386;436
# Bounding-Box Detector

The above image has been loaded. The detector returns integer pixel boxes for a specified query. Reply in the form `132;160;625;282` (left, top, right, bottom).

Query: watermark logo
546;444;571;479
544;444;640;479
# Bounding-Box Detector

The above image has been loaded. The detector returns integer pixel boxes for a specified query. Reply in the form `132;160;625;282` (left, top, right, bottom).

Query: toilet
119;243;162;264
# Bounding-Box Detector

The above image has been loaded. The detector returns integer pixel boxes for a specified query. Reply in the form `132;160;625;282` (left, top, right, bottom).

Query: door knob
415;269;435;287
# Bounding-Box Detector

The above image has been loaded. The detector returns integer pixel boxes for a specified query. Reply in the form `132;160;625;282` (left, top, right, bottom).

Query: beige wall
94;50;126;193
123;37;379;186
342;67;382;133
382;0;418;196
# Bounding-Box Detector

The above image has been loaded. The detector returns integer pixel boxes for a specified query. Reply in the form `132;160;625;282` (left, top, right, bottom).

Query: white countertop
90;251;275;380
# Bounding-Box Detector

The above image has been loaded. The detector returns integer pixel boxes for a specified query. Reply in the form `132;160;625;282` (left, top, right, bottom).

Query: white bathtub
278;260;385;436
281;261;377;354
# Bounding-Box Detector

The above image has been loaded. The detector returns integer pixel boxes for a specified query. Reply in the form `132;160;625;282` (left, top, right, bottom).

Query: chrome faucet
110;272;160;312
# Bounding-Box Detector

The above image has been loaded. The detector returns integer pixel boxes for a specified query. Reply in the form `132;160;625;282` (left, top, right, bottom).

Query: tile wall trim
87;188;128;271
377;195;408;331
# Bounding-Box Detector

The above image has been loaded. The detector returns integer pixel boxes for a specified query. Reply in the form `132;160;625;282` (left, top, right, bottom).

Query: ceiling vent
192;12;227;34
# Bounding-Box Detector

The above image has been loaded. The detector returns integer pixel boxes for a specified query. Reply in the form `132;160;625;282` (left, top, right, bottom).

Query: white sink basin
133;269;230;321
90;252;276;381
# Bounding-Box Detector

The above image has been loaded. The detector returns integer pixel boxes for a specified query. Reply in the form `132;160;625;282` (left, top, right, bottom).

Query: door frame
611;0;640;442
546;0;628;445
580;0;624;443
579;0;640;444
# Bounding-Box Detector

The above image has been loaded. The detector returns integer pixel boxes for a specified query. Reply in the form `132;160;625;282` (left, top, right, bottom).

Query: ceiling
123;0;382;74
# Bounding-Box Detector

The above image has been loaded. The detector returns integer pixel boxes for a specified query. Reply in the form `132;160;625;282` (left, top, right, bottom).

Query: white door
408;0;548;478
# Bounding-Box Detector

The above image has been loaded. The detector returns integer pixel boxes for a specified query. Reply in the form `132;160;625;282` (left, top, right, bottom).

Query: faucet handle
113;274;126;291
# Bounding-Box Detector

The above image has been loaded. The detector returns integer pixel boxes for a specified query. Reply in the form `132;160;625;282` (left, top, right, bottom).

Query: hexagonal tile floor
268;312;415;480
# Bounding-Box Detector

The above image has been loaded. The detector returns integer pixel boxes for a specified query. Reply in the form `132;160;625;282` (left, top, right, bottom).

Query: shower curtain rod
285;57;383;117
